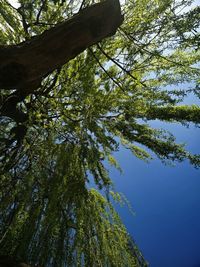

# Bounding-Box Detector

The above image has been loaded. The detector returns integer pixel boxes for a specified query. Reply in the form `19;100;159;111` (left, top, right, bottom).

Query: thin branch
120;28;199;71
36;0;47;24
89;48;125;92
97;44;147;87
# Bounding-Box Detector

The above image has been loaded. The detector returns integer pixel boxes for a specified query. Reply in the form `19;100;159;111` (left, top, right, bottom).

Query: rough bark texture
0;0;123;92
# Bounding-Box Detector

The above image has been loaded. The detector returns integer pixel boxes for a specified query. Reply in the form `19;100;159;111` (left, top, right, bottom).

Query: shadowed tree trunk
0;0;123;92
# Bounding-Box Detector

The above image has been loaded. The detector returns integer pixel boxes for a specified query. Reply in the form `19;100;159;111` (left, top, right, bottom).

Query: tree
0;0;199;266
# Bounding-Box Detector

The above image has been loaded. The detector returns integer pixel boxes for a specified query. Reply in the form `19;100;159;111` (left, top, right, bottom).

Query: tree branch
0;0;123;92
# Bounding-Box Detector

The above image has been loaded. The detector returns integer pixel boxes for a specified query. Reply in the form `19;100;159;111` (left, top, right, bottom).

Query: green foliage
0;0;199;266
0;145;143;266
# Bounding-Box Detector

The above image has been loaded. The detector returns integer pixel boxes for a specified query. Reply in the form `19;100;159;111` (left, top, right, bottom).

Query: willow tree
0;0;199;266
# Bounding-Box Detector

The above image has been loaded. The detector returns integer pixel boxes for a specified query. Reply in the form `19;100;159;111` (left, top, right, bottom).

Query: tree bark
0;0;123;92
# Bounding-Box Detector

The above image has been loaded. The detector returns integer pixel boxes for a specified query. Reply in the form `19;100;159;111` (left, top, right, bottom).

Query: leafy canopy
0;0;200;266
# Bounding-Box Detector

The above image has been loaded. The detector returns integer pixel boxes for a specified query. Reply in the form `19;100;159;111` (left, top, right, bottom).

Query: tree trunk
0;0;123;92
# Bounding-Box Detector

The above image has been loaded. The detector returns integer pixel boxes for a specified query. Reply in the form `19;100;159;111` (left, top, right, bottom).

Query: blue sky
110;120;200;267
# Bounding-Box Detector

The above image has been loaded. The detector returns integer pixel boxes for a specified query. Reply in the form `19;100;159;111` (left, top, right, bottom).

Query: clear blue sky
110;118;200;267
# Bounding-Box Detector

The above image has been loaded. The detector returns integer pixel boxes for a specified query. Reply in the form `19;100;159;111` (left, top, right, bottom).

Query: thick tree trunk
0;0;123;92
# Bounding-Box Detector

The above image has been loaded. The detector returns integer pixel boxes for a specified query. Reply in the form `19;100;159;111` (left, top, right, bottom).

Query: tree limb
0;0;123;92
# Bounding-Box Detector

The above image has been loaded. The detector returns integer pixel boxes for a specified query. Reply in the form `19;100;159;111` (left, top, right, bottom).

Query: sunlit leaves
0;0;200;265
0;146;141;266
